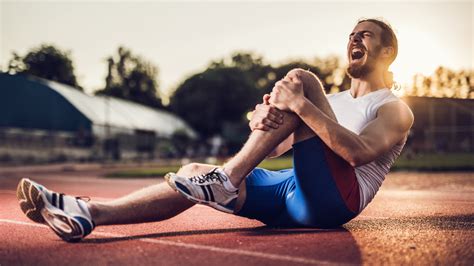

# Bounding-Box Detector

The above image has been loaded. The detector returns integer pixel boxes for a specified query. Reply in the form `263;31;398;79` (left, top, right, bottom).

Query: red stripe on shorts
322;143;360;213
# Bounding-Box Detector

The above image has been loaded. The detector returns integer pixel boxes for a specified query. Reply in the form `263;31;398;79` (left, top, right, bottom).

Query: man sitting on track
17;18;413;242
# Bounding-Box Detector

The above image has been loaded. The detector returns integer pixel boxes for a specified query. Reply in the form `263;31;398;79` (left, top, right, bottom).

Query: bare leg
88;163;216;226
224;68;338;186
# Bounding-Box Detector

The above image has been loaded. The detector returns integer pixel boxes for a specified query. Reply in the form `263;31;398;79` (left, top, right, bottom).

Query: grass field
392;153;474;171
105;153;474;178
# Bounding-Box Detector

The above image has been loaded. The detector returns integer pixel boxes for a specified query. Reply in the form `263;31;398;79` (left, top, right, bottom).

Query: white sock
216;168;238;192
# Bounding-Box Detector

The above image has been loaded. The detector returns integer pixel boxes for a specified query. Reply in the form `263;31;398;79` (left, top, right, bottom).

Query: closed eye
349;30;374;40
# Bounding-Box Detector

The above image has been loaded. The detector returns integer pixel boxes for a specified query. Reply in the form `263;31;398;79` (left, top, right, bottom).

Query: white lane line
0;219;341;266
0;219;47;228
357;215;474;226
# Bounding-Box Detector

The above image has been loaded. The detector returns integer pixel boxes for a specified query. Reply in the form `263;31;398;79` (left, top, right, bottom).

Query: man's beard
346;62;374;79
346;45;381;79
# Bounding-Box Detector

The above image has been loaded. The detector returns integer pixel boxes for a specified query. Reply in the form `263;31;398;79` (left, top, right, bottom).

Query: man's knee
287;68;324;91
287;68;309;78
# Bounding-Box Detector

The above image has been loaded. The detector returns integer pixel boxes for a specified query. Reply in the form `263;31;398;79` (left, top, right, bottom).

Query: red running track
1;167;473;265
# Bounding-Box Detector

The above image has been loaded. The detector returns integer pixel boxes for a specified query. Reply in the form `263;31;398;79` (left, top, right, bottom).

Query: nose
351;32;363;43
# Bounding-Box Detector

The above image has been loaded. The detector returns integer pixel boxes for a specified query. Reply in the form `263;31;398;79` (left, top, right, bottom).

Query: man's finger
287;70;301;79
256;124;270;131
265;112;283;124
263;118;280;129
249;121;256;130
292;76;302;84
268;107;284;119
263;94;271;105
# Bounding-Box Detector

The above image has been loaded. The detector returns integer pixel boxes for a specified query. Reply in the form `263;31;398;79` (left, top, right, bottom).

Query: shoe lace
76;196;91;202
189;168;222;184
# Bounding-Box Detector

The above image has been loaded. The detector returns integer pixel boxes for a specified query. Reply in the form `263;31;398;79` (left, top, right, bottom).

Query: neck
350;68;386;98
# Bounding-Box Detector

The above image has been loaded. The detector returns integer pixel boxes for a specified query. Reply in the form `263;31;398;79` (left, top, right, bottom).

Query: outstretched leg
88;163;216;225
17;163;221;241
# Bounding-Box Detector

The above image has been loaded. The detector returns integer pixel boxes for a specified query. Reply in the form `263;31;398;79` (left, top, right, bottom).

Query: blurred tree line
2;44;473;153
5;44;164;109
408;67;474;99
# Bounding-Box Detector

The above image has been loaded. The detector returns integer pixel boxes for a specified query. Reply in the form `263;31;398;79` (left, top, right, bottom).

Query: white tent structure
0;73;196;162
44;79;196;139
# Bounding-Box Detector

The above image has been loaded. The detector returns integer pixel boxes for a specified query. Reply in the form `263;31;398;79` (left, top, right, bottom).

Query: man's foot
16;178;95;242
165;168;238;213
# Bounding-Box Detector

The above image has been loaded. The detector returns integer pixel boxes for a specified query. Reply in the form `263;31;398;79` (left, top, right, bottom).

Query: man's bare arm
293;98;413;166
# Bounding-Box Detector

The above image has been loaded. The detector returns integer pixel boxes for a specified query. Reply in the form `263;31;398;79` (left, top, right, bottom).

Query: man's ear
381;46;394;59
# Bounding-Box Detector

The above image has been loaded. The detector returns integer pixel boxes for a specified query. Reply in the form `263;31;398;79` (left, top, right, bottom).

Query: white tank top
326;88;405;212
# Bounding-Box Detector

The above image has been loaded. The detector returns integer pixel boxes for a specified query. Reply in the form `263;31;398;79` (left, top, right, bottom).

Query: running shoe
165;168;238;213
16;178;95;242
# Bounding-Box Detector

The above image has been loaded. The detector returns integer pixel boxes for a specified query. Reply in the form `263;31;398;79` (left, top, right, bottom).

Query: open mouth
351;48;366;61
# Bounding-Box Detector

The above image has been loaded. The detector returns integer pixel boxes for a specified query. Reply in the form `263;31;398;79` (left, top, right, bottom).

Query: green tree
210;51;275;93
169;66;259;149
170;52;271;145
95;47;163;109
7;44;82;90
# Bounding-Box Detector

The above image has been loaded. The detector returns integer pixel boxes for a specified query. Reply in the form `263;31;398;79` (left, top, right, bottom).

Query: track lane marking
355;215;474;224
0;218;343;266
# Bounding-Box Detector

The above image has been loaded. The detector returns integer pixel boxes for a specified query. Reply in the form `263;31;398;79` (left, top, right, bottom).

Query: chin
346;65;363;79
347;59;374;79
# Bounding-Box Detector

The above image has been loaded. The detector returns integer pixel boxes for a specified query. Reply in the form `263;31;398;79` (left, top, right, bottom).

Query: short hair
357;18;398;65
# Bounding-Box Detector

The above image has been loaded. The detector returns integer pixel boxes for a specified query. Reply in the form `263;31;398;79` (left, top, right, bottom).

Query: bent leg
224;68;338;186
231;69;360;225
89;163;217;226
283;70;359;226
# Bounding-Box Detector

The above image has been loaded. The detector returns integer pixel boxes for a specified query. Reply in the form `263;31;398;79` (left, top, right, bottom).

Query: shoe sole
164;173;177;191
41;203;85;243
16;178;85;242
165;173;235;214
17;178;46;223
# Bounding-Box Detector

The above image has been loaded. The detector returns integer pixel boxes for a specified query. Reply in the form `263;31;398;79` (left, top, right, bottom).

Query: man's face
346;21;384;79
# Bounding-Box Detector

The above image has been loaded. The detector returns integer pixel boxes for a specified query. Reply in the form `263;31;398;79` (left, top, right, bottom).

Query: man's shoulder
378;100;414;128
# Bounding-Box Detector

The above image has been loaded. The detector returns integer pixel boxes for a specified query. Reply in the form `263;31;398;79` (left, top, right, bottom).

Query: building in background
403;96;474;153
0;73;196;163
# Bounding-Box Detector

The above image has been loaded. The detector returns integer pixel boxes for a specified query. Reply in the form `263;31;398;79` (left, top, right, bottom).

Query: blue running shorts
236;136;360;228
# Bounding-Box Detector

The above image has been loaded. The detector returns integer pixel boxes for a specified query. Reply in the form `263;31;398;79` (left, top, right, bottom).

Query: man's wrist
291;97;309;116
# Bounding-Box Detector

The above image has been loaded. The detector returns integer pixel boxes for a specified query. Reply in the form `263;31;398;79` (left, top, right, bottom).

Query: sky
1;0;473;98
